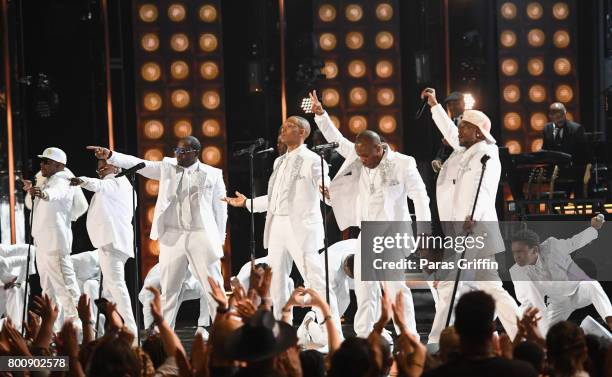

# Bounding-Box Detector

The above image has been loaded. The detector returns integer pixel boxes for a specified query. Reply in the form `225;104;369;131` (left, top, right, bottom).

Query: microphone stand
445;155;490;327
21;197;35;335
318;150;331;304
126;172;141;344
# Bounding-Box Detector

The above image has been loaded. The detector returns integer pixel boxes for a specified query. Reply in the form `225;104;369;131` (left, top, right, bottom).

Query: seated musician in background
431;91;464;173
542;102;588;197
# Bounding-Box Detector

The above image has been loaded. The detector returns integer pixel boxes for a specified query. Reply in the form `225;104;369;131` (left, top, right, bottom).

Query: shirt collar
178;161;199;172
285;144;305;158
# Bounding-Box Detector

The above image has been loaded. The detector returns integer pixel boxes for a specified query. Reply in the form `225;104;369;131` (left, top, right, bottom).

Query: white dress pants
158;229;222;329
548;281;612;328
99;246;137;336
267;216;343;337
36;250;81;329
354;235;417;338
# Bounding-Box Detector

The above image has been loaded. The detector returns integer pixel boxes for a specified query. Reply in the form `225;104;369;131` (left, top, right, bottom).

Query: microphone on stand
115;162;146;178
233;138;266;157
312;142;339;152
256;147;275;155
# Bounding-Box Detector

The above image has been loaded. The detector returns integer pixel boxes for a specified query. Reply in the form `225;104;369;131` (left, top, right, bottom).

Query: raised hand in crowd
392;293;427;377
3;318;31;357
23;310;41;343
515;307;545;348
30;294;59;350
77;293;95;344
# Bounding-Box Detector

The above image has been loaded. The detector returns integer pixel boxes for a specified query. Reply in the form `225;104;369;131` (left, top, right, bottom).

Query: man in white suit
224;114;344;338
423;88;519;343
71;158;137;335
23;147;88;327
88;136;227;336
0;244;36;328
510;215;612;332
309;91;432;338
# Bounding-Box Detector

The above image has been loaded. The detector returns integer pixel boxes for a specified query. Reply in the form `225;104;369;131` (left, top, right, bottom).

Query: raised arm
87;146;162;180
72;176;122;194
551;217;601;256
310;90;355;159
422;88;461;151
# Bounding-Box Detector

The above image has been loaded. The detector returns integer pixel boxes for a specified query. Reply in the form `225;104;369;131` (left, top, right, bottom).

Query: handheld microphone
312;142;339;152
256;147;275;155
115;162;146;178
415;88;434;119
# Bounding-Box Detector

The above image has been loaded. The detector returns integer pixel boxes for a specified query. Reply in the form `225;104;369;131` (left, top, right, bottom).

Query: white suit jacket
323;239;357;316
107;152;227;259
314;112;431;230
80;174;135;257
246;144;328;251
25;169;89;254
0;244;37;284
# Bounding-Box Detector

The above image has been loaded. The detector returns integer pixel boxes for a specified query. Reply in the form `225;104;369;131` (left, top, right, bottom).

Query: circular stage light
348;115;367;134
144;149;163;162
553;2;570;20
139;4;158;22
144;120;164;139
531;138;543;152
503;85;520;103
345;4;363;22
376;60;393;78
529;84;547;103
500;2;517;19
527;2;543;20
554;58;572;76
174;119;192;137
141;33;160;52
201;91;221;109
346;31;364;49
319;33;337;51
505;140;522;154
202;119;221;137
330;115;341;129
141;62;161;82
377;88;395;106
171;89;190;108
202;146;222;166
199;5;217;22
199;33;218;52
501;58;519;76
348;60;366;78
530;112;547;131
170;33;189;52
200;61;219;80
376;3;393;21
378;115;397;134
171;61;189;80
504;112;522;131
349;87;367;106
143;92;162;111
528;58;545;76
168;4;186;22
319;4;337;22
322;88;340;107
528;29;545;47
145;179;160;196
376;31;394;49
553;30;570;48
556;84;574;103
500;30;517;48
323;60;338;79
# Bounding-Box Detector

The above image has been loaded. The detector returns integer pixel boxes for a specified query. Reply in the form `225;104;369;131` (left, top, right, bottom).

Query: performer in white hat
71;158;138;336
422;88;519;345
23;147;88;328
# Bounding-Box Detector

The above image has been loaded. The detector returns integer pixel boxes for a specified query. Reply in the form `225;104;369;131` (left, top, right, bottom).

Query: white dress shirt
269;146;302;216
358;163;386;222
164;162;205;231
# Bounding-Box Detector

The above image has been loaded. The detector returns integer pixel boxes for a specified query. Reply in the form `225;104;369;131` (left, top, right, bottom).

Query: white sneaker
195;326;209;341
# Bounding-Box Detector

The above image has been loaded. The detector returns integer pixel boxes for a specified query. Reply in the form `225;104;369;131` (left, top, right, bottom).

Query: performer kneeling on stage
510;215;612;331
71;158;138;336
87;136;226;339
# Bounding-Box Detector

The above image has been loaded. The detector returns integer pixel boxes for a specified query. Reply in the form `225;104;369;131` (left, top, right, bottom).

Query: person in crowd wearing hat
70;158;138;336
310;90;431;338
223;114;345;342
0;244;36;329
422;88;519;345
87;136;226;339
510;215;612;332
431;91;465;173
22;147;88;328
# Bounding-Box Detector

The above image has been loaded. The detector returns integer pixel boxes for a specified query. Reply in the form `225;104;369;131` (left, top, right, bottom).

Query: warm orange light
554;58;571;76
503;85;520;103
528;29;545;47
500;2;517;19
319;33;337;51
145;179;159;196
148;240;160;256
566;112;574;121
528;58;545;76
139;4;158;22
202;146;222;166
143;120;164;139
144;149;164;162
348;115;367;134
171;89;190;108
505;140;522;154
199;5;217;22
500;30;517;48
323;60;338;79
556;84;574;103
168;4;186;22
530;113;547;131
143;92;162;111
377;88;395;106
199;33;218;52
553;30;570;48
526;2;543;20
501;58;518;76
346;32;364;50
349;87;367;106
202;119;221;137
503;112;522;131
529;84;547;103
146;206;155;224
170;33;190;52
376;60;393;78
319;4;336;22
174;119;192;137
378;115;397;134
141;62;161;82
170;61;189;80
322;88;340;107
345;4;363;22
552;2;569;20
201;91;221;109
531;138;543;152
348;60;366;78
200;61;219;80
376;31;394;49
376;3;393;21
141;33;160;52
330;115;341;129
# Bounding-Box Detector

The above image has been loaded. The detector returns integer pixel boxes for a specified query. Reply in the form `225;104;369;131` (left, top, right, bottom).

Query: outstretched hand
309;90;324;115
86;145;112;160
222;191;247;208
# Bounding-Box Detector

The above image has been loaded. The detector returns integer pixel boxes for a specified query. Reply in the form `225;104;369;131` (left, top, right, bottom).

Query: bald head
287;116;311;139
181;136;202;151
548;102;567;126
280;116;311;151
549;102;566;113
356;130;382;147
355;130;384;169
